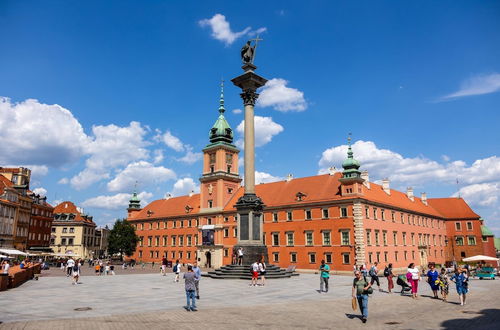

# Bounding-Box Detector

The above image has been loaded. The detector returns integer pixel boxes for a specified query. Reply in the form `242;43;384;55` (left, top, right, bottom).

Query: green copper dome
209;81;234;144
342;134;361;178
481;225;494;236
129;191;141;209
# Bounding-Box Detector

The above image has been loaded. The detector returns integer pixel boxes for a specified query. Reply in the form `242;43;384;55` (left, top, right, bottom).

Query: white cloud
232;108;242;114
32;187;47;196
199;14;251;45
255;171;283;184
454;183;499;207
236;116;284;148
440;73;500;100
157;130;184;152
51;199;63;207
82;191;154;210
70;121;150;190
107;161;176;192
153;149;164;164
58;177;69;184
177;148;203;164
168;177;199;197
257;78;307;112
0;98;89;166
248;27;267;36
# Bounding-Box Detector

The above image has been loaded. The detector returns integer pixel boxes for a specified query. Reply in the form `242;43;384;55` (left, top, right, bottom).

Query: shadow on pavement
441;309;500;330
345;313;363;321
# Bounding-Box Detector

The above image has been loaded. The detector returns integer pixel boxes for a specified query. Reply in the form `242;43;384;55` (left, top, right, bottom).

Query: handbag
364;287;374;294
352;297;357;311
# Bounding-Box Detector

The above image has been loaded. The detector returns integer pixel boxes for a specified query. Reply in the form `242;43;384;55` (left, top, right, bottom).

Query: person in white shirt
407;263;420;299
2;260;10;274
66;258;75;277
173;260;181;282
258;260;266;286
238;248;244;265
250;261;259;286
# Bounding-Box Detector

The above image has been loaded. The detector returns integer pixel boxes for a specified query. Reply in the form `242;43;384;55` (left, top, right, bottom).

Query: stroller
396;275;411;295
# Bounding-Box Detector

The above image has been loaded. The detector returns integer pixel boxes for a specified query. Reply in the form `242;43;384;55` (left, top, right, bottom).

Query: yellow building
50;201;97;259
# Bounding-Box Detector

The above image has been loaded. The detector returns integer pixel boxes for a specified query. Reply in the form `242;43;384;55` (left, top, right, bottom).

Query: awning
0;248;28;256
462;255;499;262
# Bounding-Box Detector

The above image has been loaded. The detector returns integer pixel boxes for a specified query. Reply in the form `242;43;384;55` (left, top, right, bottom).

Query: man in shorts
250;260;259;286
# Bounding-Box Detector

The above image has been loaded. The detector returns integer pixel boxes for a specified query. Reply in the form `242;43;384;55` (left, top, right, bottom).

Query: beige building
50;201;97;259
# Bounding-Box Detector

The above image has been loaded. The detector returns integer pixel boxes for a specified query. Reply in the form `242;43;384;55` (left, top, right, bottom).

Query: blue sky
1;1;499;233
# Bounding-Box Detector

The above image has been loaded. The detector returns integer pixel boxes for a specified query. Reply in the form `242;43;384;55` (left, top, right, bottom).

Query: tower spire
219;79;225;114
347;132;353;159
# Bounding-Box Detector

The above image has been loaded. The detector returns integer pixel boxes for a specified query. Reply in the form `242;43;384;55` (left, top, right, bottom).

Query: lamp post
445;236;460;269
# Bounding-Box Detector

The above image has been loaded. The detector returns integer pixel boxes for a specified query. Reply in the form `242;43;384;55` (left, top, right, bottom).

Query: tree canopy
108;219;139;257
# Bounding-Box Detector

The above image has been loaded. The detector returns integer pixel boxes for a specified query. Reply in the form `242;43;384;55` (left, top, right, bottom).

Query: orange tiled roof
129;194;201;220
53;201;95;224
0;174;14;195
427;198;480;219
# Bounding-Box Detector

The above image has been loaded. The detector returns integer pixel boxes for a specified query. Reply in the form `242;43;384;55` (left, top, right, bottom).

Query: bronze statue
240;36;263;64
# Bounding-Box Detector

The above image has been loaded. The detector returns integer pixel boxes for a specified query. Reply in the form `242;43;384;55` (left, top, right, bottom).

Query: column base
233;244;268;266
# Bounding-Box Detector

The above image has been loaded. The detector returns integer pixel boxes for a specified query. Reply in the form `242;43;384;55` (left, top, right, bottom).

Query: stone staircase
202;264;298;279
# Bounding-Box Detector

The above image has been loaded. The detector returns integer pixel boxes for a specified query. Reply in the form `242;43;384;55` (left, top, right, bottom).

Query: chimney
360;171;370;188
328;167;336;176
421;192;428;205
286;174;293;182
382;178;390;195
189;190;194;197
406;187;414;201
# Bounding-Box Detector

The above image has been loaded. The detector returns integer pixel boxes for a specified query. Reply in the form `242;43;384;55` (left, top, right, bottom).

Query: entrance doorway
205;251;212;268
419;249;428;267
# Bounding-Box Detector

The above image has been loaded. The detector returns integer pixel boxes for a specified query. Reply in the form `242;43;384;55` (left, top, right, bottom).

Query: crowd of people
348;261;472;323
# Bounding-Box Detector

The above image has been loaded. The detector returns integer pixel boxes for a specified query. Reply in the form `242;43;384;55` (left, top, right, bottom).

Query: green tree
108;219;139;258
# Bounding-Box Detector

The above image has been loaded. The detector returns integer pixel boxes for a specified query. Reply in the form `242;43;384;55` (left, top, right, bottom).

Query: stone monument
231;37;268;265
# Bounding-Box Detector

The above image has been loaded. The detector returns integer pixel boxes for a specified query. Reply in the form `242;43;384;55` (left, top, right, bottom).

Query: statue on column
240;36;263;64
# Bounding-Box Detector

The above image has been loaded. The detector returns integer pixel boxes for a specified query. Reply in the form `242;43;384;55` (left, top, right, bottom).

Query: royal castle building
127;89;496;272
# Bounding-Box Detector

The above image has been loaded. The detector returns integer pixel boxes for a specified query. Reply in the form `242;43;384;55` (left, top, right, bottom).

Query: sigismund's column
231;40;268;265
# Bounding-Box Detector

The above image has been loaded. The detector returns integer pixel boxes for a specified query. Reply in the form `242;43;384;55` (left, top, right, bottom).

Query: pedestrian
152;261;155;269
319;259;330;293
231;250;237;265
66;257;75;277
436;268;449;302
407;263;420;299
193;261;201;299
352;270;372;323
173;260;181;282
72;259;80;285
99;260;104;275
259;258;266;286
95;262;101;276
451;268;468;306
369;262;382;292
360;263;368;277
426;263;440;299
161;257;168;276
384;263;394;293
60;259;65;271
237;247;244;265
2;260;10;274
105;262;110;276
250;260;259;286
110;263;115;275
183;265;197;311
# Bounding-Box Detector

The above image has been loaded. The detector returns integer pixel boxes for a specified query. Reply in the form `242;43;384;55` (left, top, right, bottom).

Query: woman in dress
451;268;468;306
407;263;420;299
426;263;440;299
386;263;394;293
437;268;449;302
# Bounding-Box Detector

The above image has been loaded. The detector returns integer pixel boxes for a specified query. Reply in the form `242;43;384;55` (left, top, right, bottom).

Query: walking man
173;259;181;282
319;259;330;293
66;257;75;277
352;270;372;323
193;261;201;299
237;247;244;265
183;265;197;311
369;262;382;292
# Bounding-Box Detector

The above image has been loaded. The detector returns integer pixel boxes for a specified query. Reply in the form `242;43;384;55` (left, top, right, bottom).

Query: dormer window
296;192;307;202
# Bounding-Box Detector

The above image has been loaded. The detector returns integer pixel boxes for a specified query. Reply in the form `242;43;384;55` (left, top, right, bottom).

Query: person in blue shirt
426;263;440;299
319;260;330;293
192;261;202;300
451;268;468;306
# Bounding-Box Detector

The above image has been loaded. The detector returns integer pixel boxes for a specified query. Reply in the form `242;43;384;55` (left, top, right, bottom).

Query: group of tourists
250;258;266;286
348;261;472;323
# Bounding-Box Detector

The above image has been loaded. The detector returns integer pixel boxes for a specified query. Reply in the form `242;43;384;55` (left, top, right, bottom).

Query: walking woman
407;263;420;299
385;263;394;293
451;268;468;306
437;268;449;302
426;263;440;299
352;270;372;323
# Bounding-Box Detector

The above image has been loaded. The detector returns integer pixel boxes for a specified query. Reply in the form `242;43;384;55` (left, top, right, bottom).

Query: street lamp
445;236;460;269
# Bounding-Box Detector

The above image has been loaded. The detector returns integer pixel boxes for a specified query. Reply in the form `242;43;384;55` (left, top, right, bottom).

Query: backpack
73;265;78;272
384;267;390;277
173;264;178;273
369;266;376;277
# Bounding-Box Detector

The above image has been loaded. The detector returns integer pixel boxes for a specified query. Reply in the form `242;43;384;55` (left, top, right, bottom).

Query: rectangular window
179;236;184;246
51;227;56;233
375;230;380;246
455;222;461;231
368;252;373;263
342;253;350;264
401;213;405;223
273;213;278;222
62;227;67;233
150;251;154;258
139;236;144;247
411;233;415;245
404;251;408;260
384;251;388;262
365;207;369;219
322;208;329;219
412;251;415;260
234;227;237;237
272;233;279;246
224;228;229;237
381;209;385;220
148;236;152;246
366;230;371;246
391;212;395;222
395;251;399;261
290;253;297;263
155;236;160;246
325;253;332;264
180;220;184;228
68;238;74;245
188;251;193;259
171;251;175;259
340;207;348;218
287;232;294;246
402;232;407;246
341;230;350;246
171;236;176;246
309;253;316;263
173;221;176;228
273;252;279;262
69;227;74;233
466;222;473;230
393;231;398;246
208;200;213;208
376;252;380;262
468;236;476;245
187;236;192;246
323;231;331;246
306;232;313;246
305;210;312;220
61;238;66;245
224;217;229;223
287;211;293;221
